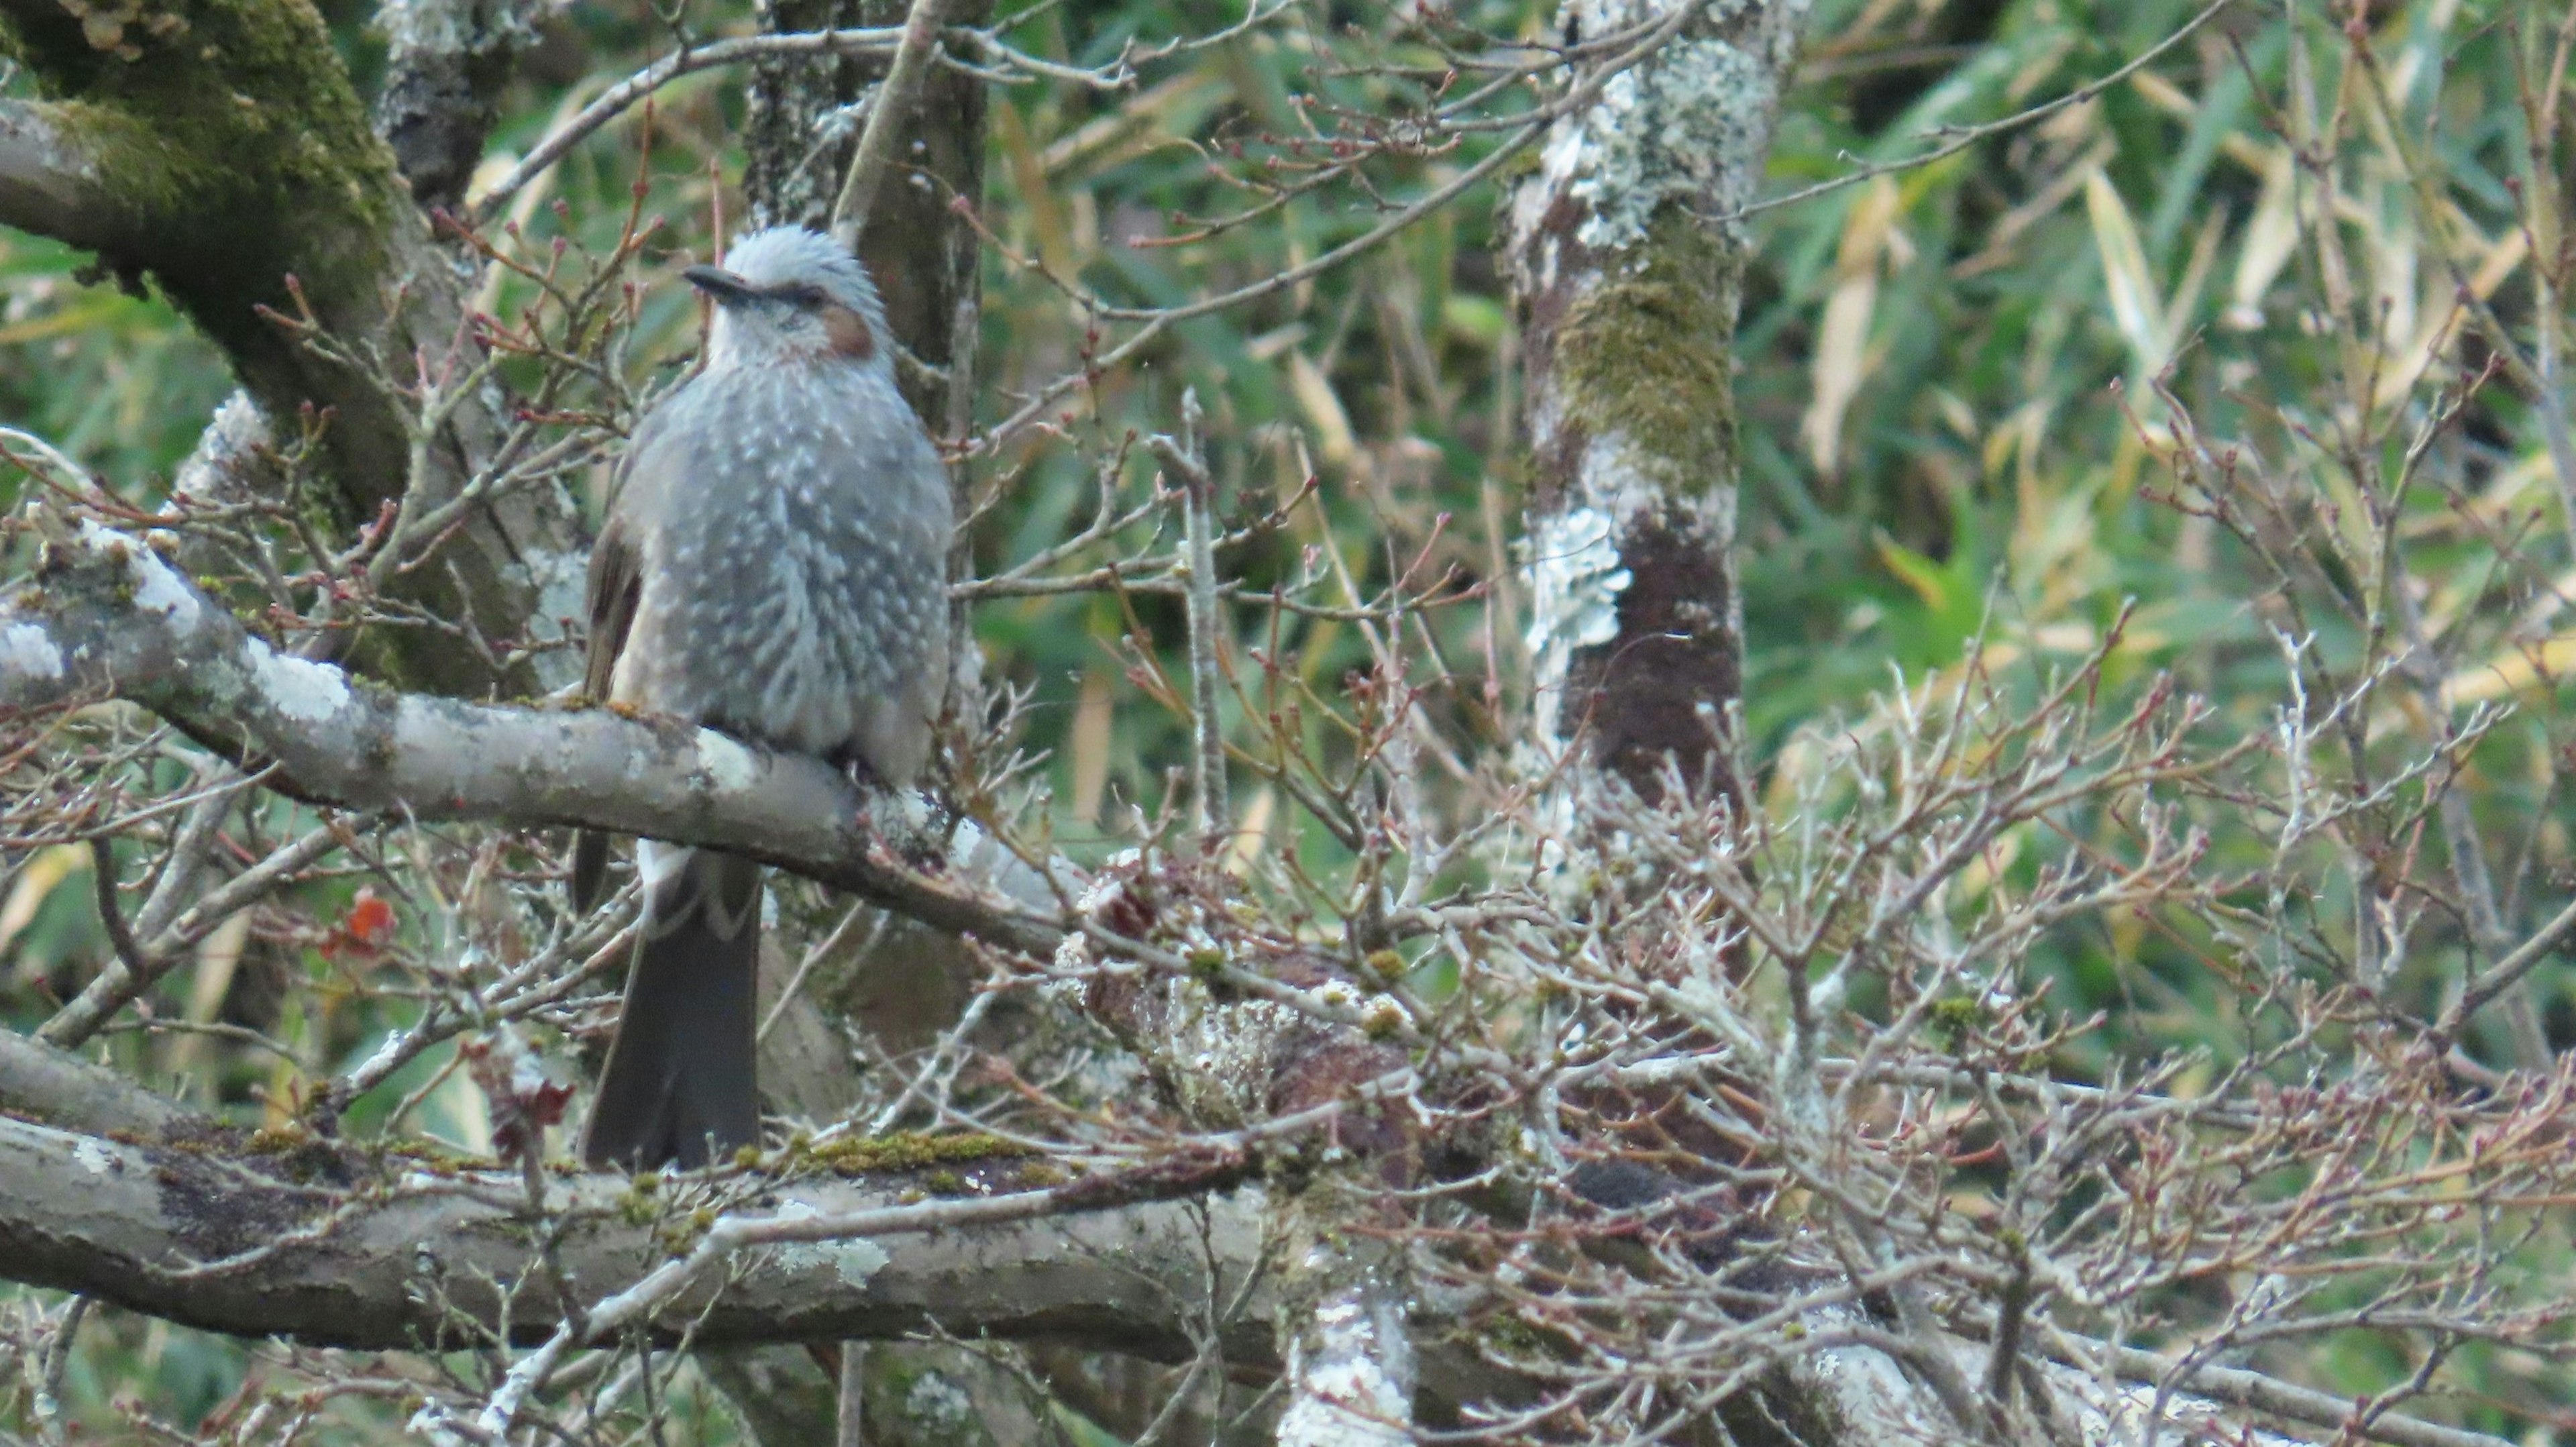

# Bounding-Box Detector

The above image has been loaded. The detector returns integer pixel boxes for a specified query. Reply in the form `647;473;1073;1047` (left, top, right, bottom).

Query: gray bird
574;225;952;1170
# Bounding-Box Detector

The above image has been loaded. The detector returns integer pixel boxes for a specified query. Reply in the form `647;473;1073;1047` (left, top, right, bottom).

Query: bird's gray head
685;225;892;372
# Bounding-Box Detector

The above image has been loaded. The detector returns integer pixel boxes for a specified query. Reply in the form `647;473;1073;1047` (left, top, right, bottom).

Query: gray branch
0;1098;1269;1355
3;518;1061;954
0;1030;196;1140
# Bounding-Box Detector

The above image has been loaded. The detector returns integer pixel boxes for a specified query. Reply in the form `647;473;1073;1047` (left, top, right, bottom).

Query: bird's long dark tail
580;845;763;1170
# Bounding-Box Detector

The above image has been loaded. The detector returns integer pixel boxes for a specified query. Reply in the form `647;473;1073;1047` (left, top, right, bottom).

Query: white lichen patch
376;0;535;56
246;641;351;724
1576;430;1671;529
1277;1279;1415;1447
769;1236;892;1289
759;1201;894;1287
1077;857;1137;912
1523;506;1627;659
80;519;201;636
0;623;63;682
73;1138;118;1178
1542;29;1776;253
1051;931;1093;973
171;393;270;507
903;1371;975;1430
1169;996;1305;1127
522;545;588;690
128;551;201;635
878;784;938;838
1523;504;1630;747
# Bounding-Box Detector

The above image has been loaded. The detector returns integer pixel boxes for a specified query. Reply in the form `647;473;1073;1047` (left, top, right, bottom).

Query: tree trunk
745;0;989;429
1505;0;1810;804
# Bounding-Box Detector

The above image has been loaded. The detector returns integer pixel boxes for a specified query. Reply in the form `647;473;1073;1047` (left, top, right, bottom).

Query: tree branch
826;0;953;244
3;518;1063;954
0;102;118;251
0;1030;197;1140
0;1097;1271;1355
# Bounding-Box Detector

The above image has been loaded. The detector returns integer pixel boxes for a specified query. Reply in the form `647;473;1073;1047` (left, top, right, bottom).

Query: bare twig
1149;391;1228;843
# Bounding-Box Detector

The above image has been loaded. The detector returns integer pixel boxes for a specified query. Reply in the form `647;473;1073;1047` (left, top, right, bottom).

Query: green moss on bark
799;1130;1029;1175
1;0;409;534
1551;208;1744;499
5;0;399;274
0;0;551;697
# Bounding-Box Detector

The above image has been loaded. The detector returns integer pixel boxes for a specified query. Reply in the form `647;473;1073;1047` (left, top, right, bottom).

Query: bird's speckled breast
612;362;951;780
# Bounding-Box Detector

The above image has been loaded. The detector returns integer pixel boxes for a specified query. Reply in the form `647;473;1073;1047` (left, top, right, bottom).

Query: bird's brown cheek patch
822;304;875;360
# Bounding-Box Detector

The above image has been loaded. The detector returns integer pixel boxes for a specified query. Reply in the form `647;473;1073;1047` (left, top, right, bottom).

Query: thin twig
1150;391;1228;843
1729;0;2239;221
758;902;883;1046
85;836;149;985
42;824;343;1049
2445;891;2576;1035
472;30;903;225
31;1295;87;1446
959;0;1701;460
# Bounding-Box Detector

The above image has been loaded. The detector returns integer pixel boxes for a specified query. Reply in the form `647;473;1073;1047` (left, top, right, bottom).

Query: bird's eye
769;283;830;310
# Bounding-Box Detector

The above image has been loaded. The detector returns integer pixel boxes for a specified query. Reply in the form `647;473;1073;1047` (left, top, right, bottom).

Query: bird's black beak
682;264;756;306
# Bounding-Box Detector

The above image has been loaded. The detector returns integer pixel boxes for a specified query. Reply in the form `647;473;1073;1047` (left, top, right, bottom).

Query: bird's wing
571;405;679;913
582;506;642;706
570;506;641;914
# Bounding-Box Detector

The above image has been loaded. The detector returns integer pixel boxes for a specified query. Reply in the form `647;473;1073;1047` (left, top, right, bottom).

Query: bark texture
1506;0;1810;801
2;523;1045;949
375;0;549;212
0;1102;1268;1355
744;0;989;426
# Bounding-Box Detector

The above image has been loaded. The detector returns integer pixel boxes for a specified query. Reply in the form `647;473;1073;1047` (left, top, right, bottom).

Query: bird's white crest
702;225;894;371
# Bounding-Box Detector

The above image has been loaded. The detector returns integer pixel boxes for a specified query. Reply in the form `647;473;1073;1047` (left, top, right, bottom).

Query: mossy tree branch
0;0;578;696
0;1074;1274;1356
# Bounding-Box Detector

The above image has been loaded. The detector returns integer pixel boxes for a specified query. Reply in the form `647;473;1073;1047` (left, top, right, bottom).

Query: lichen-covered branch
3;518;1059;952
0;1018;2508;1447
0;1089;1271;1356
6;523;2526;1447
